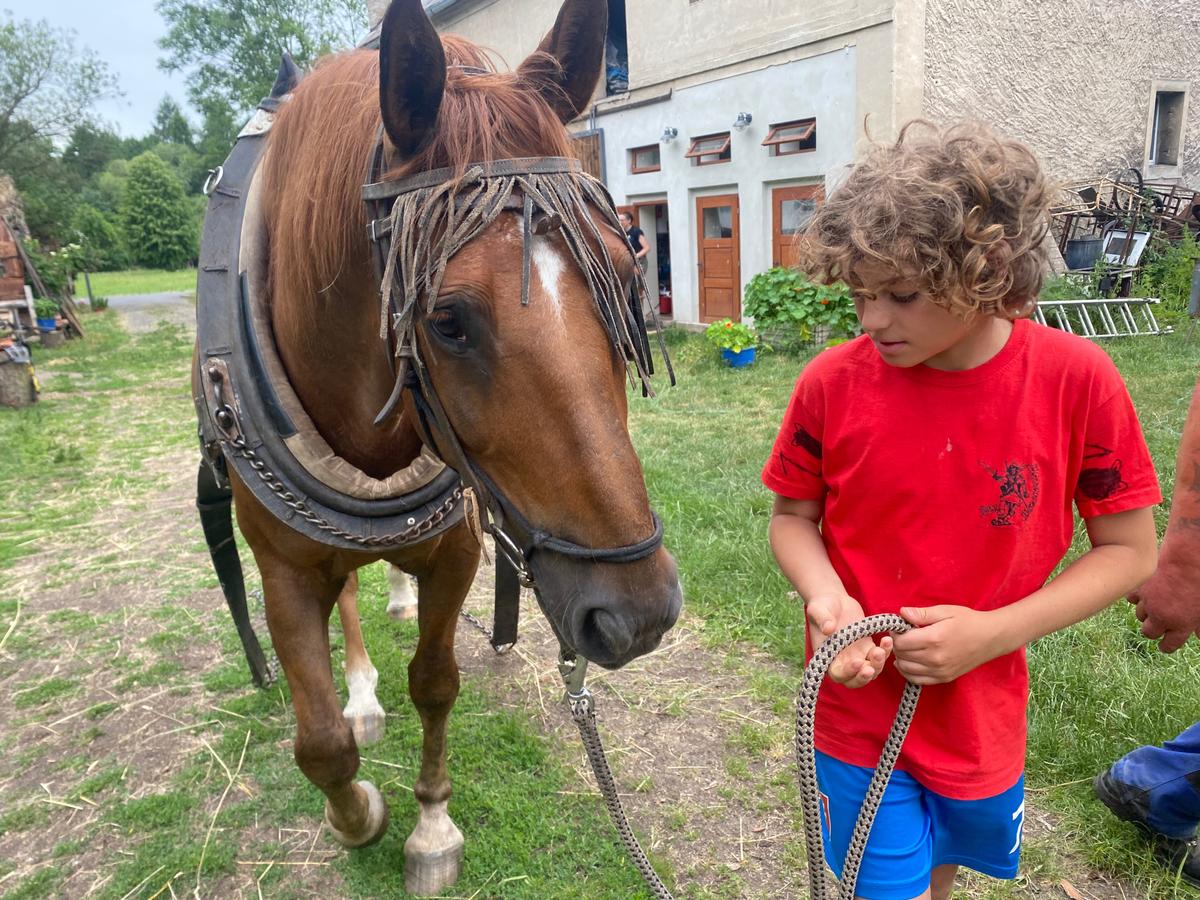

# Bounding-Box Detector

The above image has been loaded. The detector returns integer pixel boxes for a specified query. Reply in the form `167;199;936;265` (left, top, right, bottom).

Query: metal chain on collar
226;434;460;548
797;614;919;900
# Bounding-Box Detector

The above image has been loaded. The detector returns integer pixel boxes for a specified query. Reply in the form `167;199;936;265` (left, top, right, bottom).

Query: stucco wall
922;0;1199;186
430;0;565;69
624;0;891;91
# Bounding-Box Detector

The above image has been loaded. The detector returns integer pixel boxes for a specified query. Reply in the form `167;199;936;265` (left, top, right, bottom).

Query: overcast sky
5;0;194;138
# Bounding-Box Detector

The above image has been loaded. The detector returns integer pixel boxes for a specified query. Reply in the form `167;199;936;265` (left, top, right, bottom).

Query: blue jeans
1110;721;1200;839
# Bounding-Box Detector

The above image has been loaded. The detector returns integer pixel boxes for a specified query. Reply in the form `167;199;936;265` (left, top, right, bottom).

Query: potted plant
34;299;59;332
743;267;858;348
705;318;760;367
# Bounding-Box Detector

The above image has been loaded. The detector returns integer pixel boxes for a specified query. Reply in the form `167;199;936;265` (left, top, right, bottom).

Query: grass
3;310;1198;897
83;268;197;298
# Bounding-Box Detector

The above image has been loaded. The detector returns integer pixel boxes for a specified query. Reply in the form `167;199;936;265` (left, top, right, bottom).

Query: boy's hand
892;605;999;684
806;593;893;688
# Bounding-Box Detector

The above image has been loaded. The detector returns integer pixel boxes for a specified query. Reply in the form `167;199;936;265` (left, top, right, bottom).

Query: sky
6;0;195;138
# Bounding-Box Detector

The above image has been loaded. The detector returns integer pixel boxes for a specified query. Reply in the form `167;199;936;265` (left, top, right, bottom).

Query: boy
763;121;1161;900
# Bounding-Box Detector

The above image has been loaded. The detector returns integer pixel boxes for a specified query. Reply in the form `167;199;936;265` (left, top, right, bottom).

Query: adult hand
806;593;893;688
1128;554;1200;653
892;605;999;685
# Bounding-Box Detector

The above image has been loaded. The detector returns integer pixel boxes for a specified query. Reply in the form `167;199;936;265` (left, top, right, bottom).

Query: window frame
684;132;732;166
1144;80;1190;175
628;144;662;174
763;119;817;157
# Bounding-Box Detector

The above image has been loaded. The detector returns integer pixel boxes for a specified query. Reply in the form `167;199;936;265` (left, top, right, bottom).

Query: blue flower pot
721;347;756;368
36;317;57;332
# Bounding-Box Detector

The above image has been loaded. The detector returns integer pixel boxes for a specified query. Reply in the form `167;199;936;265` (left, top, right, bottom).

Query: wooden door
571;129;605;181
696;194;740;322
772;184;824;269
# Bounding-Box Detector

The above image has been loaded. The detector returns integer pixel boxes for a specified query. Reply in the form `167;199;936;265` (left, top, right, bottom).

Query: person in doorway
1094;376;1200;887
763;120;1161;900
619;211;650;272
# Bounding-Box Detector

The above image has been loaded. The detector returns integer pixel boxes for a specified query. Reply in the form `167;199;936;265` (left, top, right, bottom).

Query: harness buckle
202;166;224;197
557;647;590;701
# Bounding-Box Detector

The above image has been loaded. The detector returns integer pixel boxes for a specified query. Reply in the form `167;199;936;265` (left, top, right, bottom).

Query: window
1150;90;1185;167
684;133;732;166
763;119;817;156
629;144;661;174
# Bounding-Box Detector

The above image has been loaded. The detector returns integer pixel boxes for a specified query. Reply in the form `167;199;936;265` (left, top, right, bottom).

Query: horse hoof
325;781;390;849
346;710;385;747
404;836;464;896
404;803;464;895
387;600;418;622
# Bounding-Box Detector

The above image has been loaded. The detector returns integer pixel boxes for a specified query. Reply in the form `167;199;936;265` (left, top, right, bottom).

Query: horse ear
517;0;607;123
379;0;446;158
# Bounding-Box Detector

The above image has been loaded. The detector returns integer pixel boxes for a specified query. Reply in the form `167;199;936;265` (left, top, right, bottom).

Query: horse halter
361;141;673;584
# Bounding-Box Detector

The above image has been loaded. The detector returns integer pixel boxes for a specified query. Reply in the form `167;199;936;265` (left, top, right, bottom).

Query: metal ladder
1033;297;1173;338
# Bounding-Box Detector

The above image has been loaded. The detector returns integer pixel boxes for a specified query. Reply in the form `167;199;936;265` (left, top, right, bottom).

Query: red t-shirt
762;319;1161;800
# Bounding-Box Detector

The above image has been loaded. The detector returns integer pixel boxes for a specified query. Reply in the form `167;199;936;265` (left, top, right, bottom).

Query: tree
152;95;195;146
120;153;196;270
72;203;129;272
0;14;119;181
63;123;124;183
157;0;366;117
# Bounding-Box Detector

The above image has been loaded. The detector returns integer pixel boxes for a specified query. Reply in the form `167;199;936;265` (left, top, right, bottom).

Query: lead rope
797;614;919;899
461;609;918;898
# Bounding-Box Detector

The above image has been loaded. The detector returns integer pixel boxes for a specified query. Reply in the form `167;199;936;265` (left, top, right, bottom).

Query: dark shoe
1095;772;1200;887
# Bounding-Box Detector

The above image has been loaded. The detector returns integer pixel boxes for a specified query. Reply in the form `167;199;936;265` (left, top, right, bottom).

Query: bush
743;267;857;344
1133;229;1199;312
71;203;130;271
34;297;59;319
21;238;80;299
90;295;109;311
120;152;197;270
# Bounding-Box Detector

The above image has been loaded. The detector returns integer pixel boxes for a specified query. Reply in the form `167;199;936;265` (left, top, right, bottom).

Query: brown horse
214;0;681;892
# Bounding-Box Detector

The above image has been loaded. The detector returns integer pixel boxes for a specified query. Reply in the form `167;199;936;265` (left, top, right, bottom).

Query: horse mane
262;36;576;304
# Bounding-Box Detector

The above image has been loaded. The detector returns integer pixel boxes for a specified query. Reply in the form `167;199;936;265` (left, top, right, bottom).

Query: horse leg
386;564;418;621
403;533;479;895
337;570;386;747
258;554;389;848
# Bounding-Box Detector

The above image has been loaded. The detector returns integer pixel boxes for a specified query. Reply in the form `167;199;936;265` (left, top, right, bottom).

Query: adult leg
387;563;419;621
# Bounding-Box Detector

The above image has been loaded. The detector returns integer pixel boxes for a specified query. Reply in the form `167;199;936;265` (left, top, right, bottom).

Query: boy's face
850;259;995;371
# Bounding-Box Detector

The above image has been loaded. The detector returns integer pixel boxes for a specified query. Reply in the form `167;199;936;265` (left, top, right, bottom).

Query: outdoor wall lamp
660;126;678;143
733;112;753;131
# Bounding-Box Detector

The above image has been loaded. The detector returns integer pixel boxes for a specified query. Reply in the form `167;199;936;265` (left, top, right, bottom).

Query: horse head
371;0;682;668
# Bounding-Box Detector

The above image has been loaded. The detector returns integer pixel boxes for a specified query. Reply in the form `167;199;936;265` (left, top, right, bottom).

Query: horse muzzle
530;548;683;669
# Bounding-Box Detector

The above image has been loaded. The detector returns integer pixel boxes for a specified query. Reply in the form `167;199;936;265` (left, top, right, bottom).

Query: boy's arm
892;506;1158;684
770;495;892;688
1131;376;1200;652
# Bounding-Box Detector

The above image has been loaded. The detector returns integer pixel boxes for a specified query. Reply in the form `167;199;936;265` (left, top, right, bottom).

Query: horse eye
429;309;466;343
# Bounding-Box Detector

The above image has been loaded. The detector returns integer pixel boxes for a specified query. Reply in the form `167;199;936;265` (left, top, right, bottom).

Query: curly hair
801;120;1052;319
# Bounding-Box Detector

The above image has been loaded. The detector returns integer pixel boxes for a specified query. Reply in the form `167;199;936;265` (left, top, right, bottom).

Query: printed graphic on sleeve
1078;443;1129;501
776;450;819;480
792;425;823;459
979;461;1040;527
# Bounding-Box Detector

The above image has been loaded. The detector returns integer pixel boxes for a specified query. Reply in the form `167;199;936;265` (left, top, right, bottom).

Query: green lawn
82;268;197;298
2;317;1197;898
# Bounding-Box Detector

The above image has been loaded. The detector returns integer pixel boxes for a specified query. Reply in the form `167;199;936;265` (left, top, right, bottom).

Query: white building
425;0;1199;326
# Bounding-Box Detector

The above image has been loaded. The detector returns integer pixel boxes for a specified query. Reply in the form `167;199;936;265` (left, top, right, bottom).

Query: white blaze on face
530;234;566;319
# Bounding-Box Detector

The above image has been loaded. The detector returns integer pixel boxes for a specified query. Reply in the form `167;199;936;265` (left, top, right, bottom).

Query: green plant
1133;228;1199;311
704;318;758;353
743;267;857;342
1039;273;1093;302
34;298;59;319
89;295;109;311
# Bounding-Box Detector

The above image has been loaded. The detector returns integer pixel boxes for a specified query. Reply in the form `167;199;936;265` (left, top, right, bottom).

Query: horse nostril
579;608;633;663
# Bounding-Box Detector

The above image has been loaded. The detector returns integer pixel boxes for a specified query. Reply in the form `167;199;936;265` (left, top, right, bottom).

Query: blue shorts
816;751;1025;900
